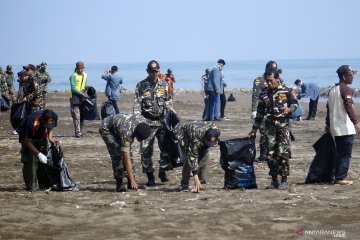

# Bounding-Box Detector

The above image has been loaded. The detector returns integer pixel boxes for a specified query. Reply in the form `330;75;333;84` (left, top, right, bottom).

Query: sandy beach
0;90;360;240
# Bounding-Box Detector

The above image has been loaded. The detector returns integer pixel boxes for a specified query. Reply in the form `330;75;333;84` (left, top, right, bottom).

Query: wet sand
0;90;359;240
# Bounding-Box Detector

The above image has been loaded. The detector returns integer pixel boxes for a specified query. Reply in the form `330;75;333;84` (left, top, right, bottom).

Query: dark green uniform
176;121;220;188
253;84;298;178
251;75;268;160
133;77;172;173
99;113;148;179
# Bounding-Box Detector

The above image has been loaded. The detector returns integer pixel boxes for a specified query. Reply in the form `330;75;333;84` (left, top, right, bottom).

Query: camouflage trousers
259;122;268;159
70;100;84;135
27;98;45;115
140;125;166;173
181;147;209;187
99;122;134;179
266;123;291;177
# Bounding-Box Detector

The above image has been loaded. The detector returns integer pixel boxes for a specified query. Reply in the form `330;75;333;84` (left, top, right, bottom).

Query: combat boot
146;172;156;186
266;175;279;189
278;176;288;190
116;178;127;192
158;170;170;182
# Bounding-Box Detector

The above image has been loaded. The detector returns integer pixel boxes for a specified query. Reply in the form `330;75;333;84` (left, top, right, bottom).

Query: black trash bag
83;86;100;120
305;133;336;184
101;100;116;119
46;144;78;191
10;102;27;130
0;97;10;111
159;111;186;171
219;137;257;189
83;98;99;120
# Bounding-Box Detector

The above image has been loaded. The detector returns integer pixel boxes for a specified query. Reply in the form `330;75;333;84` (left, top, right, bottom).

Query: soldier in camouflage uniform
0;67;11;104
249;68;298;190
4;65;16;103
99;113;151;192
36;62;52;103
133;60;175;186
176;121;220;192
251;61;279;162
17;64;46;115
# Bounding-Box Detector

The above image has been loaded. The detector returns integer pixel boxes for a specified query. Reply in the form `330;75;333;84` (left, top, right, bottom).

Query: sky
1;0;360;65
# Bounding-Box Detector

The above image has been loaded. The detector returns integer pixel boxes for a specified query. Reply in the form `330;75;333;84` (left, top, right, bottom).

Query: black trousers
220;93;226;118
307;96;319;119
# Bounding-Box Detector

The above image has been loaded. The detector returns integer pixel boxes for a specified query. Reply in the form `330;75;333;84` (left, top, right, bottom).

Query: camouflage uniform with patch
99;113;148;179
133;76;172;173
23;75;46;114
253;84;298;178
176;121;220;187
252;75;268;161
36;63;51;101
4;71;16;103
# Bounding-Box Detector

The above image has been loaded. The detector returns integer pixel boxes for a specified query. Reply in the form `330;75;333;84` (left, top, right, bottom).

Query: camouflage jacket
133;77;173;125
35;70;51;94
251;75;268;112
23;75;47;112
253;84;299;128
101;113;147;152
176;121;220;175
5;72;15;87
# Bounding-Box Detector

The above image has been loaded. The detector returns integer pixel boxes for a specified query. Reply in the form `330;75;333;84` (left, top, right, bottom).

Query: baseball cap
41;110;58;129
6;65;12;70
147;60;160;72
336;65;357;76
204;128;220;147
76;61;85;69
23;64;36;71
265;60;278;71
17;71;27;78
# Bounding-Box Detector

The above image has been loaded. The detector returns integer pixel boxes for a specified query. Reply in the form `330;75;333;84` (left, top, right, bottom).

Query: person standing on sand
99;113;151;192
250;61;278;162
133;60;175;186
205;59;225;121
102;65;123;114
294;79;320;120
4;65;16;103
18;109;58;192
69;61;88;138
165;68;176;99
326;65;360;186
249;68;298;190
201;68;210;120
177;121;220;192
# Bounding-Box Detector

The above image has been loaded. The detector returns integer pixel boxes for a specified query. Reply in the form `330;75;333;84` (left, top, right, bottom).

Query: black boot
267;175;279;189
158;170;170;182
146;172;156;186
116;178;127;192
278;176;288;190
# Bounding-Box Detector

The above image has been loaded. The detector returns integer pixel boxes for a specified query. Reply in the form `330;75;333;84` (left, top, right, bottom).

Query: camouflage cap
336;65;357;76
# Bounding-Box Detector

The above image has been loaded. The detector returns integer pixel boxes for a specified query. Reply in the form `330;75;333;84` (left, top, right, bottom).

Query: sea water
7;58;360;92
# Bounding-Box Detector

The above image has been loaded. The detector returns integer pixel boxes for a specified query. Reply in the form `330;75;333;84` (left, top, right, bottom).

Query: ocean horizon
5;58;360;92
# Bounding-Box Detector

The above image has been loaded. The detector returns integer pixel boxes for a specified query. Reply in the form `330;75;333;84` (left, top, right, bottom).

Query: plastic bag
10;102;27;129
219;137;257;189
1;97;10;111
101;100;116;119
46;144;78;191
159;111;186;170
305;133;335;183
83;98;99;120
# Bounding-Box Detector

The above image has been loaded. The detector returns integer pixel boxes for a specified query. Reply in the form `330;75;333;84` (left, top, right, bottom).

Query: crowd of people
0;59;358;193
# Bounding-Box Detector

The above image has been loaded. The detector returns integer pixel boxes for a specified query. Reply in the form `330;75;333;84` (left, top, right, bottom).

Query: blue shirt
299;83;320;100
102;72;123;100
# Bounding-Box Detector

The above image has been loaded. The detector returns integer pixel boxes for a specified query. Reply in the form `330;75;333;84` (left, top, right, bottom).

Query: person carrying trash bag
99;113;152;192
176;121;220;192
18;109;59;192
83;86;100;120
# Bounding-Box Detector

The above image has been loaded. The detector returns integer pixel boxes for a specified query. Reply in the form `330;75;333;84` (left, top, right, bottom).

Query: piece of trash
139;192;146;196
160;208;166;212
110;201;126;207
75;205;80;209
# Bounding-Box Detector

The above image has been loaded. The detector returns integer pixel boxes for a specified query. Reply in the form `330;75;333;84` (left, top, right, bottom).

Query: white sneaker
12;130;18;135
221;117;230;121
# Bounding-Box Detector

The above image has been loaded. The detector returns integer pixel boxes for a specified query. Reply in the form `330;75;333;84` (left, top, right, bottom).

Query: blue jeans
334;134;355;180
208;91;220;120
